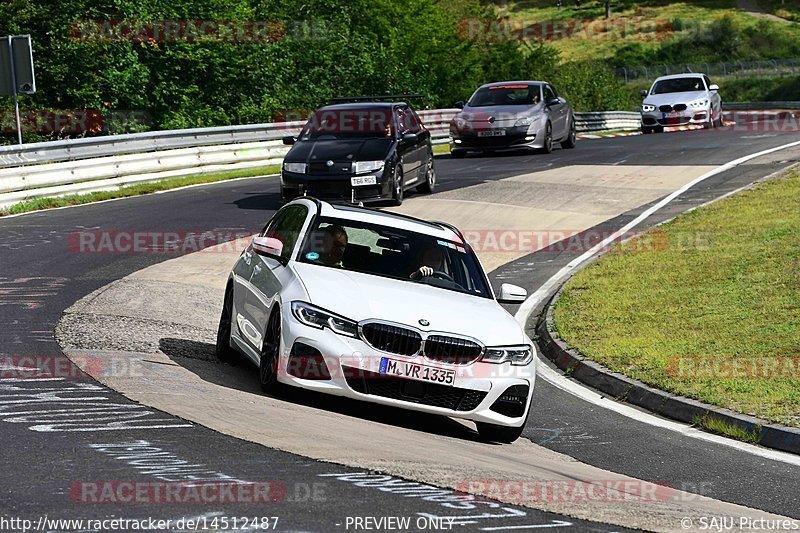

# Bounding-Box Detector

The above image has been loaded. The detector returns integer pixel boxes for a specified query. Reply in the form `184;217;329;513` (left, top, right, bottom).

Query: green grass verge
0;165;280;217
553;169;800;429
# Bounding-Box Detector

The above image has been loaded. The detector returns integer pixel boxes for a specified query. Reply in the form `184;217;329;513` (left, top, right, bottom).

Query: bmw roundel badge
419;319;430;327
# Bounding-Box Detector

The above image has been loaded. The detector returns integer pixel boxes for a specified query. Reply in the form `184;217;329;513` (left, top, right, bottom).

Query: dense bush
612;15;800;68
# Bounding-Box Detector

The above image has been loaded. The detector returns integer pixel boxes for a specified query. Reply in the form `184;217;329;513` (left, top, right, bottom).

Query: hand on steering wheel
428;270;454;282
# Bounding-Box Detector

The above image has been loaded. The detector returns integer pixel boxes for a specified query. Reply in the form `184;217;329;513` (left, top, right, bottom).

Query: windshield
467;84;541;107
298;216;492;299
651;77;705;94
299;108;394;140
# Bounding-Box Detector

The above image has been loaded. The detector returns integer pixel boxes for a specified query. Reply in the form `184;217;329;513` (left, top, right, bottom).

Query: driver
317;225;348;267
410;245;446;280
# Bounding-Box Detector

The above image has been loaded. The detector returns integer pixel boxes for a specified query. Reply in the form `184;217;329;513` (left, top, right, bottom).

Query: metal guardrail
0;105;792;209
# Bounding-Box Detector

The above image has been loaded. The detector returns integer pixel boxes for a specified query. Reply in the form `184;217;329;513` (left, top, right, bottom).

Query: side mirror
282;136;296;145
546;98;560;107
454;101;465;109
709;84;719;91
640;89;648;98
402;132;419;142
252;236;283;258
497;283;527;304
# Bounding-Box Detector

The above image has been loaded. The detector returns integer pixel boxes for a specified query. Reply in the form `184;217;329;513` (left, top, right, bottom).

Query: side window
409;109;425;133
703;75;711;89
550;84;560;98
543;85;556;103
262;205;309;260
396;107;412;134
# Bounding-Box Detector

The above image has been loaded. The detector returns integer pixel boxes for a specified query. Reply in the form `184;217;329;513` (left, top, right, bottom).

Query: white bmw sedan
640;73;723;133
216;198;536;442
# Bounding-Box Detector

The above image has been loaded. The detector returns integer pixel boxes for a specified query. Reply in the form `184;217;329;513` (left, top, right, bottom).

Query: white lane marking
515;139;800;466
482;521;574;531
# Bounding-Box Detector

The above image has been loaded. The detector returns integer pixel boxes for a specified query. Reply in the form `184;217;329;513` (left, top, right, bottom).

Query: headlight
291;301;359;338
283;162;306;174
641;104;656;112
453;116;468;130
352;161;384;174
482;345;534;366
689;100;709;108
514;116;533;127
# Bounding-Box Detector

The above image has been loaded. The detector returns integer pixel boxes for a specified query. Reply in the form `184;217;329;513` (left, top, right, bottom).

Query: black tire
451;149;466;158
389;166;404;206
259;309;281;393
703;110;713;129
540;122;553;154
654;125;665;133
215;283;240;365
416;154;436;194
641;126;653;134
561;118;577;148
476;422;525;444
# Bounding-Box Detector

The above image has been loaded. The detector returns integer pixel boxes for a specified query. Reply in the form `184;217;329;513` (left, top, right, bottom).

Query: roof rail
329;94;428;104
327;202;446;231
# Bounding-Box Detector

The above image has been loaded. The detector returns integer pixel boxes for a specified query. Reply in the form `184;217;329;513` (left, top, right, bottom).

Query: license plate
663;112;681;118
351;175;377;186
379;357;455;386
478;129;506;137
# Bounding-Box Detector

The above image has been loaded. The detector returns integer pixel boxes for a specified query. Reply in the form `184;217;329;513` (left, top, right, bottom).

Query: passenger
317;225;348;267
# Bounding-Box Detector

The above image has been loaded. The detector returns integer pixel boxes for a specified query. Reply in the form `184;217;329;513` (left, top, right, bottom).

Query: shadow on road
158;337;485;443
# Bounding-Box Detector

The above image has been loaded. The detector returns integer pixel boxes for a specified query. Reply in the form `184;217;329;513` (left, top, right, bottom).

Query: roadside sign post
0;35;36;145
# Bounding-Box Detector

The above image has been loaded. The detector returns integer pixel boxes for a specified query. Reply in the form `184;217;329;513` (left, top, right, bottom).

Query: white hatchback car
640;73;723;133
216;198;536;442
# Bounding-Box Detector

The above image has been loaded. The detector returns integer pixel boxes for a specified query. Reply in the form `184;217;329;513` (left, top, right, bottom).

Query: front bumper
281;169;390;203
450;124;542;152
641;109;710;127
277;314;536;427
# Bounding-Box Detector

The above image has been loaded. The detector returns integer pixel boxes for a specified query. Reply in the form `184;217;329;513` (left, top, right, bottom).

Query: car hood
285;138;393;164
644;91;708;106
458;103;543;128
292;263;526;346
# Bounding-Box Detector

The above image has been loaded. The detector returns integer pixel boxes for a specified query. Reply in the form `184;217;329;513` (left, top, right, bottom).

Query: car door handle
253;264;262;274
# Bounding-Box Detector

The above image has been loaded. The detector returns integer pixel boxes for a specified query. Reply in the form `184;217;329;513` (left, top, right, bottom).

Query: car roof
289;198;461;241
653;73;706;81
315;102;404;112
478;81;546;89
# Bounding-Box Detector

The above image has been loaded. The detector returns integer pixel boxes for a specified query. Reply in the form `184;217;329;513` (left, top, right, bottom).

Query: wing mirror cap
282;135;297;145
252;236;283;257
497;283;527;304
640;89;649;97
454;101;465;109
402;132;419;142
709;84;719;91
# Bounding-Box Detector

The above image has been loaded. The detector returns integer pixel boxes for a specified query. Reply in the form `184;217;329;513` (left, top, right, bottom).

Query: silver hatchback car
449;81;576;157
640;74;723;133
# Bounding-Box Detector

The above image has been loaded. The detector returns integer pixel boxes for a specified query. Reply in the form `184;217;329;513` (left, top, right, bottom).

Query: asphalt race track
2;123;800;532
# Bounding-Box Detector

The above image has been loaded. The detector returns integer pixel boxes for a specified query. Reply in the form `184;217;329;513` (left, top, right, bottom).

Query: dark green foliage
0;0;638;142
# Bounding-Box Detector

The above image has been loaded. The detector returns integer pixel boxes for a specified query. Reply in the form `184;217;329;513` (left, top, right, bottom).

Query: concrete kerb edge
535;293;800;455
